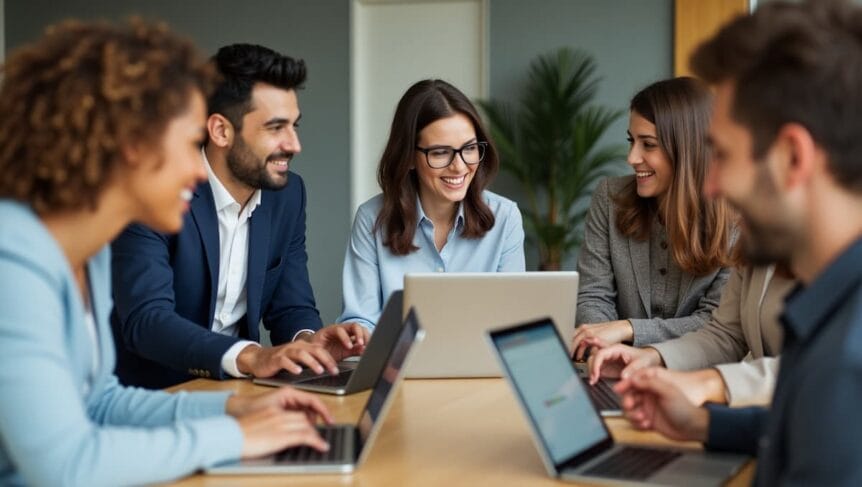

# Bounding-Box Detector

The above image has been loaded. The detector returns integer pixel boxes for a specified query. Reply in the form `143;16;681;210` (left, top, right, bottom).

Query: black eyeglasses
415;141;488;169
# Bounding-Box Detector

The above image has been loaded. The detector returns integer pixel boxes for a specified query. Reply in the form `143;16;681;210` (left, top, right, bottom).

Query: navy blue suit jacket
110;172;323;389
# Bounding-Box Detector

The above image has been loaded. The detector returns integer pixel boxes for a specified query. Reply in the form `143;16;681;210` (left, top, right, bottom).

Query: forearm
714;357;779;407
630;313;711;346
120;308;238;378
704;404;767;455
651;328;748;371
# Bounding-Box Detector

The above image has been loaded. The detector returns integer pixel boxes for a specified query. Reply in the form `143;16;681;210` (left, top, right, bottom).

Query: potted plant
479;48;626;270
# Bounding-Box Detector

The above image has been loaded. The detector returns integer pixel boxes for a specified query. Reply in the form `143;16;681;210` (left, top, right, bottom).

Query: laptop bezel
487;317;616;476
354;307;425;466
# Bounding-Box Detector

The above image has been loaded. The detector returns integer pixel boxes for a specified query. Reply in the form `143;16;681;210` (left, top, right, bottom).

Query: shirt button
660;241;668;249
659;268;667;276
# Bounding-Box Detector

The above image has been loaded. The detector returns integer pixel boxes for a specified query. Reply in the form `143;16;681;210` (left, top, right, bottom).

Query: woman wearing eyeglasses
338;79;525;330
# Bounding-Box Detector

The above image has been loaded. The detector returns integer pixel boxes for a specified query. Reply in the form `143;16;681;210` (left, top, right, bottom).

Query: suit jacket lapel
747;267;768;355
246;196;270;338
190;182;220;324
629;237;652;316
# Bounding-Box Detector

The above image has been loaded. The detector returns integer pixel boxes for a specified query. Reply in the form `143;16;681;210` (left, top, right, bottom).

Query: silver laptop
487;318;749;487
207;307;424;475
254;291;406;395
402;271;577;378
574;361;622;417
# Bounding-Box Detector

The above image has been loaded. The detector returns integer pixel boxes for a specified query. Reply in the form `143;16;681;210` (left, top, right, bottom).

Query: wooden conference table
164;378;755;487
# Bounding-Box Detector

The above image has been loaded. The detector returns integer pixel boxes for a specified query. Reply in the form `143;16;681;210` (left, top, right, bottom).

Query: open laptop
402;271;577;378
207;307;425;475
254;291;406;395
487;318;749;486
574;361;622;417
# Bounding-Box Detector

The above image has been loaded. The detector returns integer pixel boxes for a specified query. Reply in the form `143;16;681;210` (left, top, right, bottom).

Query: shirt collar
202;147;262;217
414;196;465;229
782;237;862;341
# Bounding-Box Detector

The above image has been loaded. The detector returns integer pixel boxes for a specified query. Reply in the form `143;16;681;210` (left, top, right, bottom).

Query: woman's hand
571;320;634;361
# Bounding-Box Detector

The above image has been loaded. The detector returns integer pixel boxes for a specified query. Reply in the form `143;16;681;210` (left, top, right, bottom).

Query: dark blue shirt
705;237;862;486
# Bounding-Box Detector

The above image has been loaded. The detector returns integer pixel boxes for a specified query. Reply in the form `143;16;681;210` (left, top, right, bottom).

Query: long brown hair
615;77;735;275
375;79;499;255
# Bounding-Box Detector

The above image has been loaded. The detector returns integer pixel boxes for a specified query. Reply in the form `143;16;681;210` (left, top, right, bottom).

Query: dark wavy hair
375;79;499;255
614;77;735;276
0;18;215;215
208;43;306;129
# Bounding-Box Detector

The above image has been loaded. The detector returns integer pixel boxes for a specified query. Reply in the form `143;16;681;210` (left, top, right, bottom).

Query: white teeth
180;189;193;202
269;160;289;167
636;171;655;178
442;175;465;185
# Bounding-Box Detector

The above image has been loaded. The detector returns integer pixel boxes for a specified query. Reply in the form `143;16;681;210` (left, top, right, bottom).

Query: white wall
351;0;488;213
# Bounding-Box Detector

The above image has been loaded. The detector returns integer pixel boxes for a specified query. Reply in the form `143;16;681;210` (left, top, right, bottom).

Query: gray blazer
576;176;731;346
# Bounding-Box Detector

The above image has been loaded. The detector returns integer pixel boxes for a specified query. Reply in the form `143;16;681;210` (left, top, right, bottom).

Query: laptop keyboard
589;379;621;411
275;426;350;463
583;446;682;479
297;370;353;388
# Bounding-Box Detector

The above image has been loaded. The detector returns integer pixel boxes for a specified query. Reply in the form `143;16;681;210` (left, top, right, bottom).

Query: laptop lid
354;307;425;465
403;271;578;378
488;318;614;476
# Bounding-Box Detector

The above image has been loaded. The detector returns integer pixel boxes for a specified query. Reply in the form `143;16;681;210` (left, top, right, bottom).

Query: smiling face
127;89;208;233
627;110;675;202
227;83;301;191
413;113;479;217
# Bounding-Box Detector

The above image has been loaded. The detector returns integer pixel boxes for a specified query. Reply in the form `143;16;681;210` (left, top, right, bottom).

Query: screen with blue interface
495;323;608;464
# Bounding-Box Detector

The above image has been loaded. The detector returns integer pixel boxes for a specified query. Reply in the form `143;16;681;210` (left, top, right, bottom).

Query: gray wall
487;0;673;270
2;0;675;312
4;0;351;323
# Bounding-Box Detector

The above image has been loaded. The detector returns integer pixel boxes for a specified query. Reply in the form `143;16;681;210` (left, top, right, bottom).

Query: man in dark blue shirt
613;1;862;485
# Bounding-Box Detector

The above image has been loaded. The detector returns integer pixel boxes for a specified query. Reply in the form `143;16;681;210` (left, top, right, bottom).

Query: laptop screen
491;320;610;466
357;308;420;445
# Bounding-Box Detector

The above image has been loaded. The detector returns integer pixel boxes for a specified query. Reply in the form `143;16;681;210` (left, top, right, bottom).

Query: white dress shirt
203;150;262;377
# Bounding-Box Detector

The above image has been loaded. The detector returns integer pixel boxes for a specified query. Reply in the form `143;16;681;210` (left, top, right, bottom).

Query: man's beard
736;221;796;267
226;136;292;191
733;166;796;267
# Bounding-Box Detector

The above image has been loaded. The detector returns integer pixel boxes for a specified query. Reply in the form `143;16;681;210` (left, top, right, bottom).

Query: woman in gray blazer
572;77;736;359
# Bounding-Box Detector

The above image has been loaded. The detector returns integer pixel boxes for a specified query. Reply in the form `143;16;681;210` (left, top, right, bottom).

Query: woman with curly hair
0;20;332;486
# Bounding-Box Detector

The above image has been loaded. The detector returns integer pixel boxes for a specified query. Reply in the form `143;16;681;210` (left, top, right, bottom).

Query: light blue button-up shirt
338;191;526;330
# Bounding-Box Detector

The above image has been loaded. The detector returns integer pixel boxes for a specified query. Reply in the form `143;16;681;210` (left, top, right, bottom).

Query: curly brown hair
0;18;216;214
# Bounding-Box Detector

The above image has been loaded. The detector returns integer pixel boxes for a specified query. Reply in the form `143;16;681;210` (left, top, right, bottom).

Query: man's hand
236;341;339;377
614;367;711;443
657;368;728;406
307;323;370;362
571;320;634;361
587;344;663;384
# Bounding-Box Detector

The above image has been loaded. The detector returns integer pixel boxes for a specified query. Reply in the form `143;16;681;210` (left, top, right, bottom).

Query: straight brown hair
614;77;735;276
375;79;499;255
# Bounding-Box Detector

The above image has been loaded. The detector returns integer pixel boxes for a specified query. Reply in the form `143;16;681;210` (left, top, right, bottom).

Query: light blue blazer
0;201;242;486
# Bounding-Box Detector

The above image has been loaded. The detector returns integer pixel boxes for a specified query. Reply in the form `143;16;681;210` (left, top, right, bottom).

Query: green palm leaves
479;48;626;269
